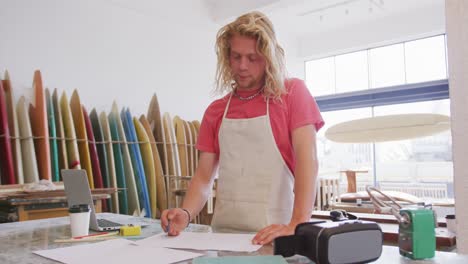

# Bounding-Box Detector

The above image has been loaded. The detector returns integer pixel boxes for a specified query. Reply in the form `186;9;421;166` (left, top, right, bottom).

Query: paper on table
193;256;288;264
136;232;262;252
34;238;203;264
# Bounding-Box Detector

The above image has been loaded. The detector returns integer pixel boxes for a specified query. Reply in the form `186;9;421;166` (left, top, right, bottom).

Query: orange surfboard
28;70;51;180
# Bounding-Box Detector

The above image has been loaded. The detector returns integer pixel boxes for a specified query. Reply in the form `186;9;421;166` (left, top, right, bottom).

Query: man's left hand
252;223;295;245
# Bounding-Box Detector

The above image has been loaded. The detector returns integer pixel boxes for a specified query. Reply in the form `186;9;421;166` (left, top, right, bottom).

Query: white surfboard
325;113;450;143
16;96;39;183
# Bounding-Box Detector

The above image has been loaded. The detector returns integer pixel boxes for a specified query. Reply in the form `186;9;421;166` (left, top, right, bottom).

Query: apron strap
223;93;233;119
266;97;270;116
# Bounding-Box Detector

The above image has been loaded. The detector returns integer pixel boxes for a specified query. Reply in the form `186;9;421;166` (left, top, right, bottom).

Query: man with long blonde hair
161;11;324;245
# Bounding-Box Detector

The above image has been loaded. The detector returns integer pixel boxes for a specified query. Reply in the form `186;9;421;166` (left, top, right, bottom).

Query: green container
398;208;436;259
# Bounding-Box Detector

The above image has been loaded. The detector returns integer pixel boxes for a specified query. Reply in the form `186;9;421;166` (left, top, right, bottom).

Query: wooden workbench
0;188;115;222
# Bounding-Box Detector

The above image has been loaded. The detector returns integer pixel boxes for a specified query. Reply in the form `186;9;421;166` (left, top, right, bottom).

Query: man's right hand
160;208;190;236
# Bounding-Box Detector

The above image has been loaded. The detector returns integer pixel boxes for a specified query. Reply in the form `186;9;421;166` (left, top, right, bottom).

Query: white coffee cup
69;204;91;237
445;214;456;236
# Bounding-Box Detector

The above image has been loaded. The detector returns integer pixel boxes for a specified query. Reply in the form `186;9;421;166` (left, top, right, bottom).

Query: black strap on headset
329;210;359;222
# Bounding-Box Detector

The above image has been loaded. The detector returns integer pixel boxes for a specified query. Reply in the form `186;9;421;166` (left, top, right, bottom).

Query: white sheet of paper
136;232;262;252
34;238;203;264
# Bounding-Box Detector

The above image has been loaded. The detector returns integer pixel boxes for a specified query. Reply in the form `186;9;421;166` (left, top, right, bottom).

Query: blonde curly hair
214;11;287;99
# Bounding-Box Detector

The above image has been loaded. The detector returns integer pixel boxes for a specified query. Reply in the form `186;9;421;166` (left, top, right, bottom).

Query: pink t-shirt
196;78;324;173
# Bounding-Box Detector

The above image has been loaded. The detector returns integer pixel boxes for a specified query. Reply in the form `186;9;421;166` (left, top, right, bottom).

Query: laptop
62;169;124;231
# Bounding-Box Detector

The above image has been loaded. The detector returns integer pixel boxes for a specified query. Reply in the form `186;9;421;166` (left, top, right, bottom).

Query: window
335;50;368;93
305;57;335;96
374;100;452;187
317;108;373;184
307;35;452;201
306;35;448;96
369;44;405;88
405;35;447;83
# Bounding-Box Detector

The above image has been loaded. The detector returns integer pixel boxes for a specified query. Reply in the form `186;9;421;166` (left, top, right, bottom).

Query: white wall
275;29;303;80
446;0;468;254
0;0;218;121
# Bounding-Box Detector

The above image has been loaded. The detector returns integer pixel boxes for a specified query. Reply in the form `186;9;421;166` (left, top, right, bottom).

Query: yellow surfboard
188;121;198;172
99;111;119;214
134;117;157;218
147;94;168;175
192;120;200;134
70;90;94;188
140;115;167;213
111;102;140;216
183;120;194;176
60;91;81;170
3;71;24;184
52;88;68;171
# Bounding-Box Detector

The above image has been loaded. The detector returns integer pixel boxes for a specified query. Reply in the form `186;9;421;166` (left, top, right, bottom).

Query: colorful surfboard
82;106;104;194
140;115;168;213
111;102;139;216
52;88;68;172
108;108;129;215
29;70;51;180
45;88;59;182
134;117;157;218
100;111;120;214
60;91;81;169
121;108;151;218
2;71;23;184
70;90;93;188
16;96;40;183
0;81;16;184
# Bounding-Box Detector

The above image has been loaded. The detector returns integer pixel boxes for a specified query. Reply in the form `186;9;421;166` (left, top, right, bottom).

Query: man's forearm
290;125;319;225
290;160;318;225
181;174;215;218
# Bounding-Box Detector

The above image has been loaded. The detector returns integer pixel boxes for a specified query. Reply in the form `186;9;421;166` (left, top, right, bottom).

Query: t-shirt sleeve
196;105;217;153
288;79;325;132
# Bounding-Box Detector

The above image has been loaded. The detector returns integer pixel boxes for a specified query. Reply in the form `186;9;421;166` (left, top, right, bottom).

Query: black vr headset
274;212;383;264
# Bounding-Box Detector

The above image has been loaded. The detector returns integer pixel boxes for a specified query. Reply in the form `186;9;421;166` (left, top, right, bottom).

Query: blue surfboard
121;108;151;218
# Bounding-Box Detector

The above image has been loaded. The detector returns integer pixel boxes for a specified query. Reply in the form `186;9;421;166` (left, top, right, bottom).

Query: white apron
211;94;295;233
